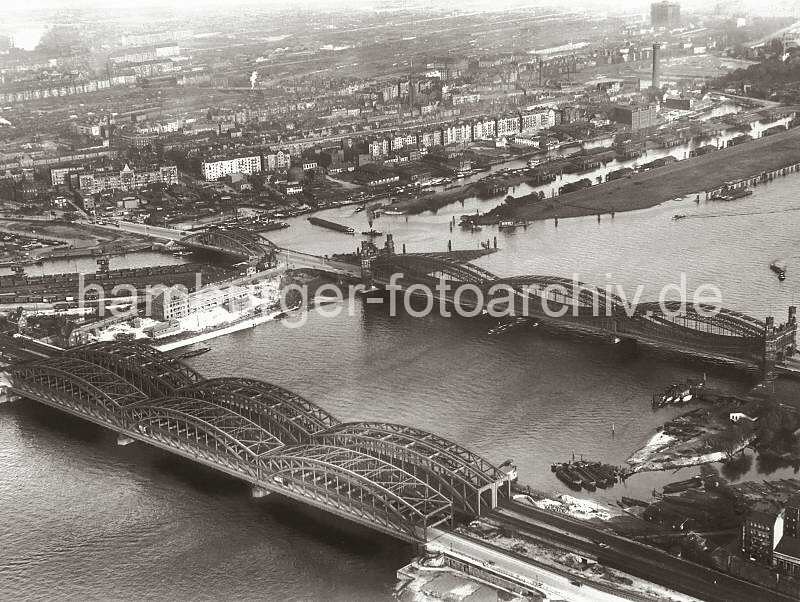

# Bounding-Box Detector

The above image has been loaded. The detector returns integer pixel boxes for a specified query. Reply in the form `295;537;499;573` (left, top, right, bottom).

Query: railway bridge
3;341;515;543
367;251;797;378
177;226;277;262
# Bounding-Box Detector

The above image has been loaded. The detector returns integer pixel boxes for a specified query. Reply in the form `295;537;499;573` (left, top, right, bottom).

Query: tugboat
672;214;687;220
771;259;787;281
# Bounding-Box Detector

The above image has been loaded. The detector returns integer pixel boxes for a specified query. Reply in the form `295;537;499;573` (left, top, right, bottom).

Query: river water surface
2;148;800;601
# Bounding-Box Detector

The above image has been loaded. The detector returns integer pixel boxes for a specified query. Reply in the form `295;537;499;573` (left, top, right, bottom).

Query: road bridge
3;342;513;543
176;226;277;262
368;251;796;378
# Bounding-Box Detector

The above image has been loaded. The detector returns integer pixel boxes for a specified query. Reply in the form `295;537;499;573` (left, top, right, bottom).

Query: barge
307;217;354;234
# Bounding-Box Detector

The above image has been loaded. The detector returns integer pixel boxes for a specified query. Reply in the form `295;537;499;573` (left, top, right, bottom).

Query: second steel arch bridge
177;226;276;261
370;252;796;376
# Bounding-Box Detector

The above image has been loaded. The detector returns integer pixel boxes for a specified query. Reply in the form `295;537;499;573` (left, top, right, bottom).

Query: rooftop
775;536;800;560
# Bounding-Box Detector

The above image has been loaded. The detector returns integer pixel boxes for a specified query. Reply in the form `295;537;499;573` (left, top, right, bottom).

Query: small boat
177;346;210;359
554;464;583;490
672;214;687;220
361;229;383;237
353;206;365;213
771;260;787;281
488;321;515;335
383;209;405;216
172;249;192;257
498;220;517;231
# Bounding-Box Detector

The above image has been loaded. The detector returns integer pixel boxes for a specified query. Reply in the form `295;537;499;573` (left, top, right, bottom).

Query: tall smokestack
652;43;661;90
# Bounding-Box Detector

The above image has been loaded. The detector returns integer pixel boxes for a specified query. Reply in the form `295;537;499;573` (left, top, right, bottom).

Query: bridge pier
117;433;136;446
251;486;271;498
0;374;18;404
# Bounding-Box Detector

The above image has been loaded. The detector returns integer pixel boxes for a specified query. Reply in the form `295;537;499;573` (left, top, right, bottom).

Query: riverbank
482;125;800;223
155;308;285;352
626;402;758;474
385;183;480;215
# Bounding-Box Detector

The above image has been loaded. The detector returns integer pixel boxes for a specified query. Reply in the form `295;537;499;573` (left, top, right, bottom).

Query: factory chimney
651;43;661;90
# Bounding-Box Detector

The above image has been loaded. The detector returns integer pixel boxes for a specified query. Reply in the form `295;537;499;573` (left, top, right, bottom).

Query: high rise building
651;1;680;28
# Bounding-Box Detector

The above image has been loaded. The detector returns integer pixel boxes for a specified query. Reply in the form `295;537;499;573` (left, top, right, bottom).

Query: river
2;136;800;600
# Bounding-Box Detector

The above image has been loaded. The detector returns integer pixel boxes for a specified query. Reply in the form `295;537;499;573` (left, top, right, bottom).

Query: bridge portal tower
359;240;378;287
763;306;797;380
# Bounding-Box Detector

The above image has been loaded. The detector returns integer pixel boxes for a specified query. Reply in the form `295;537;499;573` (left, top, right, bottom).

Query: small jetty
308;217;354;234
662;474;719;494
551;460;623;492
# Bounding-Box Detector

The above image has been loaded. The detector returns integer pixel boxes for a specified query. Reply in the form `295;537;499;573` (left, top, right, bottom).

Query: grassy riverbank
482;125;800;223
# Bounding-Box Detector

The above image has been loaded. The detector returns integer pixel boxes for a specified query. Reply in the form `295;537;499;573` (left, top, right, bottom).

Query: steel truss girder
8;357;147;421
314;422;504;515
66;341;200;397
123;396;285;474
179;227;273;258
180;377;339;442
264;444;452;539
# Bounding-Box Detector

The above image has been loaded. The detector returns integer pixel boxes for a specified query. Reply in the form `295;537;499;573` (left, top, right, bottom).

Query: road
496;501;793;602
427;527;637;602
78;219;187;242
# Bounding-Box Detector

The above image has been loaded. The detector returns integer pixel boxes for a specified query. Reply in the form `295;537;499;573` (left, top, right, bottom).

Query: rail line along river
2;169;800;600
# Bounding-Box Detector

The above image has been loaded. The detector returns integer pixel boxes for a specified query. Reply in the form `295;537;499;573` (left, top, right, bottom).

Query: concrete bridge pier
251;486;271;498
117;433;136;446
0;374;16;403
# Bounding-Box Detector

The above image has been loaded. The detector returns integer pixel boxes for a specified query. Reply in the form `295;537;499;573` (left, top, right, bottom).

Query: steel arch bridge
8;357;147;425
65;341;202;398
368;252;796;374
178;226;275;260
263;444;453;540
4;355;512;541
313;422;510;515
123;396;286;479
177;378;339;443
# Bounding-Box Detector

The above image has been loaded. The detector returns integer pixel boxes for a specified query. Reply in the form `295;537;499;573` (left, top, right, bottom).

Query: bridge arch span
493;275;628;316
373;253;497;285
178;227;274;260
632;302;766;339
264;444;452;541
123;397;285;478
313;422;509;515
178;377;339;443
66;341;201;398
8;357;146;423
